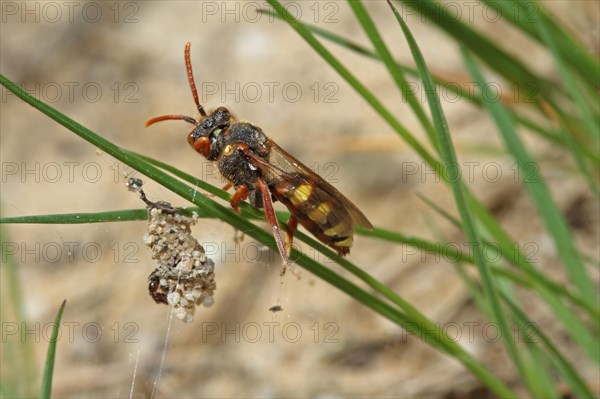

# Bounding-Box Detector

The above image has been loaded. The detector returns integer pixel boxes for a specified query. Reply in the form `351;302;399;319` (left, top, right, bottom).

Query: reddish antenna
145;42;206;127
145;114;196;127
185;42;206;118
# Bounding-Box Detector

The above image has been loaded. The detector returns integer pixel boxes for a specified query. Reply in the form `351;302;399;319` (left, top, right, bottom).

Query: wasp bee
146;43;372;268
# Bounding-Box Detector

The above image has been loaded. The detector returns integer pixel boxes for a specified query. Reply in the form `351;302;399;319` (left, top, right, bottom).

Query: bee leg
284;215;298;256
222;182;233;191
255;179;293;276
230;184;248;215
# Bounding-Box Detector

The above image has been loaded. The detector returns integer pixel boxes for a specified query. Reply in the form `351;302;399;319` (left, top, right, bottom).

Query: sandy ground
1;1;598;398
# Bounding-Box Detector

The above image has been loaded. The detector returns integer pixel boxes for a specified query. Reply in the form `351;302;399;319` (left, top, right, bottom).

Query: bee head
187;107;232;159
145;43;233;160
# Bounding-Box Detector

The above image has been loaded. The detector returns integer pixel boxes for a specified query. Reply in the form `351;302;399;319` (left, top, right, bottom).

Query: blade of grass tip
347;0;438;150
461;48;597;313
264;0;442;173
40;300;66;399
387;0;528;390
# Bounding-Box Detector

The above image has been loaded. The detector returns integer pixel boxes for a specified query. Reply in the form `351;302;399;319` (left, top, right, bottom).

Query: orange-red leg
222;182;233;191
230;185;248;214
284;215;298;256
255;179;292;275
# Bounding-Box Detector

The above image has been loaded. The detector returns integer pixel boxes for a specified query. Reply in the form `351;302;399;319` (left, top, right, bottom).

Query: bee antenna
145;114;197;127
184;42;207;118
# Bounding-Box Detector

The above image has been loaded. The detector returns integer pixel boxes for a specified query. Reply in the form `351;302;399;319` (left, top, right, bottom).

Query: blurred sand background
1;1;598;397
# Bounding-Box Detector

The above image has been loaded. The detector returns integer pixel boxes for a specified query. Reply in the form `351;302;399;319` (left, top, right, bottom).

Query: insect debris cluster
127;177;215;323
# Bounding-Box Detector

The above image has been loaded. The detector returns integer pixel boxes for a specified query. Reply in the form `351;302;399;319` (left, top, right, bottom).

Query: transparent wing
245;139;373;230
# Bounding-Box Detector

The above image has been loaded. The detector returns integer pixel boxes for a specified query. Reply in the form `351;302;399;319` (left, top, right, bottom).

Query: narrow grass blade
0;224;38;397
461;48;596;313
1;209;152;224
452;257;552;398
259;8;600;163
387;0;528;390
347;0;438;149
506;298;596;398
264;0;441;173
40;300;66;399
534;3;599;140
481;0;600;89
532;8;600;198
417;192;600;319
397;0;555;101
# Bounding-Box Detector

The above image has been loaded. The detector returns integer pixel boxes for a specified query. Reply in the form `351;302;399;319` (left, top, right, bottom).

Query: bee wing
245;139;373;230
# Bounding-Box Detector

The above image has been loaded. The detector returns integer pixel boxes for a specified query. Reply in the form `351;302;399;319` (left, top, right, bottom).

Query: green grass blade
532;8;600;199
40;300;66;399
461;48;597;313
347;0;438;149
397;0;554;101
1;224;38;397
535;5;599;141
264;0;441;173
386;1;525;394
417;192;600;319
506;297;596;398
1;209;152;224
452;259;553;398
259;8;600;164
555;121;600;200
481;0;600;89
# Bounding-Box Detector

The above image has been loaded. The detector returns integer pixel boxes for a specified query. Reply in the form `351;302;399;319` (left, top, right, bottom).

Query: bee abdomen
278;182;354;255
